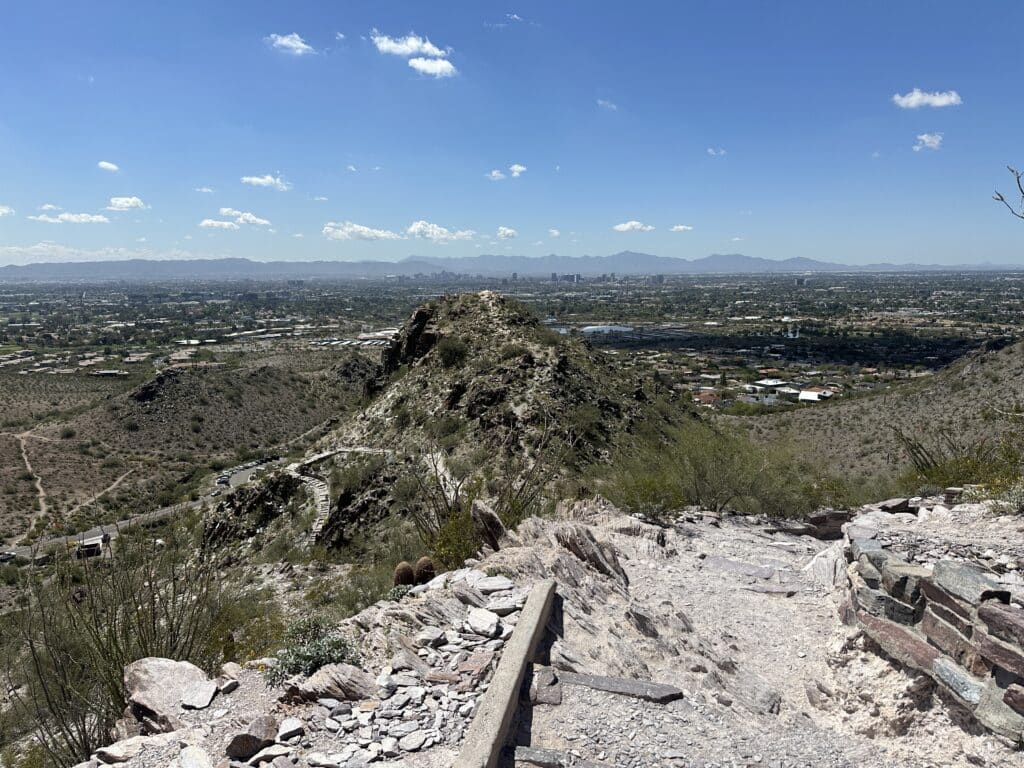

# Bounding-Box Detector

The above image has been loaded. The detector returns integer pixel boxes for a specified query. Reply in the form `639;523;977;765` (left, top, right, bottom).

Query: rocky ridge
71;495;1024;768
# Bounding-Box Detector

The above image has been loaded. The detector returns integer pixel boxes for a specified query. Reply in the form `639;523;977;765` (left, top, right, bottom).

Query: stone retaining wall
842;528;1024;744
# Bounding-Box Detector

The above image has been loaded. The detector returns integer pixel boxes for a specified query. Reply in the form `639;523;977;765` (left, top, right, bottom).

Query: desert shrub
330;454;386;498
0;564;20;586
1;525;266;768
424;414;461;441
58;427;75;440
893;426;1024;491
386;584;411;601
431;511;481;569
265;616;359;686
601;420;840;519
498;343;528;360
436;337;469;368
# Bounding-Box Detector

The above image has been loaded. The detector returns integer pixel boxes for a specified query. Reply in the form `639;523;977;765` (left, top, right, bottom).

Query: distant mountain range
0;252;1019;281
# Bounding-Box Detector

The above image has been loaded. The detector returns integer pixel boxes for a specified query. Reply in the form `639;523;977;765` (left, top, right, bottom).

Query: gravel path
519;512;1019;768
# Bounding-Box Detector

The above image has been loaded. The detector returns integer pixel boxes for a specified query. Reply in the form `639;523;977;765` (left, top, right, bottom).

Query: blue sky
1;1;1022;266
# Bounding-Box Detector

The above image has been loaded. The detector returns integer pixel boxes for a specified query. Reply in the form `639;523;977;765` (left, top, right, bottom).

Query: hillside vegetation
0;349;372;544
736;338;1024;488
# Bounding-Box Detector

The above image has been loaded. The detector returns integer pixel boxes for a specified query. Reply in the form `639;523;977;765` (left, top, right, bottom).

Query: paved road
5;447;387;561
7;500;202;561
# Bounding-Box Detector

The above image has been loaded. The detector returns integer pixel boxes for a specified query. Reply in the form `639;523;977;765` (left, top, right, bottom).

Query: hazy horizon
1;1;1022;267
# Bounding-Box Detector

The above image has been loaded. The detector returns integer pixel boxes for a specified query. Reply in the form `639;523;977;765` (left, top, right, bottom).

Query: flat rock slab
514;746;566;767
476;575;515;594
702;555;776;580
933;560;1009;607
558;672;683;704
181;680;218;710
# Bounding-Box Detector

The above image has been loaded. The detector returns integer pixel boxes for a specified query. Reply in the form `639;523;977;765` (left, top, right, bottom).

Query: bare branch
995;165;1024;219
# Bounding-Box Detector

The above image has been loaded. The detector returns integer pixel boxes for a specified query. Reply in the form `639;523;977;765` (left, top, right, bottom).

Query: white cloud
597;99;618;111
323;221;403;241
0;205;13;217
707;147;726;157
267;33;315;56
293;233;305;238
39;203;61;211
507;13;523;22
613;220;654;232
407;220;474;244
509;163;526;177
548;228;561;238
346;164;357;172
913;132;943;152
97;160;119;172
892;88;962;109
408;57;457;78
199;219;240;230
731;236;744;242
29;212;109;224
497;226;517;239
314;195;329;201
335;32;346;40
241;174;291;191
219;207;270;226
486;169;506;181
671;224;694;232
371;31;447;58
194;186;214;193
106;196;147;211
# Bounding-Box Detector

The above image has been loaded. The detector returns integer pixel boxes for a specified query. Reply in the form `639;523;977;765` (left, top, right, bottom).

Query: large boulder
123;658;209;733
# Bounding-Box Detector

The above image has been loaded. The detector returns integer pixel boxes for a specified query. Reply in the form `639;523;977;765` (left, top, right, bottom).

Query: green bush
2;525;271;768
601;420;842;519
431;510;482;569
436;337;469;368
266;616;360;685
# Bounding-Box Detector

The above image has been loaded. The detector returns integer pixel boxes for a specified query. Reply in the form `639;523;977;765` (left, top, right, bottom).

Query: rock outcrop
841;499;1024;744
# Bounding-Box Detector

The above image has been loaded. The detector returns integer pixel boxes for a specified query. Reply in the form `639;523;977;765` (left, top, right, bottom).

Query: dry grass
734;340;1024;488
1;349;375;544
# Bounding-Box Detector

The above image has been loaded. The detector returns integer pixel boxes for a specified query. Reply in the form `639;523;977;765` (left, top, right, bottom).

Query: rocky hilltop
70;492;1024;768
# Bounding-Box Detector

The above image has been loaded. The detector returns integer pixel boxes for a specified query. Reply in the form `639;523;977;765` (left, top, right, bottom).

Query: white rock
276;717;304;741
466;608;501;638
181;680;218;710
179;745;213;768
398;731;427;752
475;575;515;594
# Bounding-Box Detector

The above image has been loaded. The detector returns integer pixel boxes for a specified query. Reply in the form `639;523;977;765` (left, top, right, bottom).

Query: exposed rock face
842;501;1024;743
202;472;303;547
123;658;210;733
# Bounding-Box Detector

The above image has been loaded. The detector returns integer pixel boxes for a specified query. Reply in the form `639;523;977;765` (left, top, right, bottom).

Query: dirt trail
520;511;1018;768
13;431;48;545
64;468;135;518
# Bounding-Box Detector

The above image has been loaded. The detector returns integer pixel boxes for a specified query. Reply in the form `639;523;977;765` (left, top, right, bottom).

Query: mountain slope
737;337;1023;483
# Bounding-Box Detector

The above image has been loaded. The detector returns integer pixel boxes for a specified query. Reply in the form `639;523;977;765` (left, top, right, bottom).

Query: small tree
2;526;247;767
